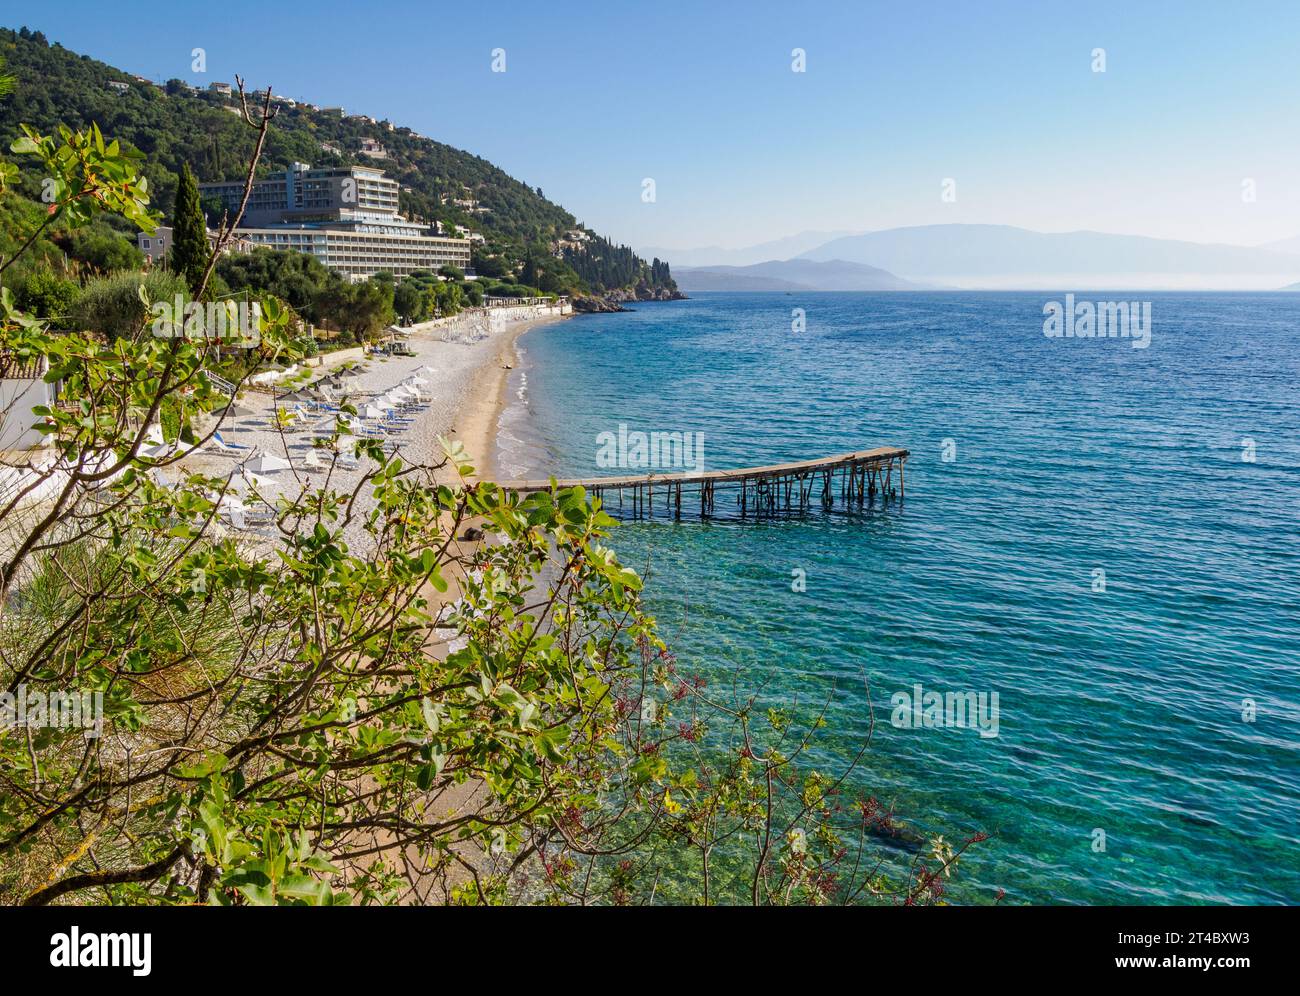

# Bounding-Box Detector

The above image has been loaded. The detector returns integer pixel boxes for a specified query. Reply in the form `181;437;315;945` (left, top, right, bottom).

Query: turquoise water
503;291;1300;905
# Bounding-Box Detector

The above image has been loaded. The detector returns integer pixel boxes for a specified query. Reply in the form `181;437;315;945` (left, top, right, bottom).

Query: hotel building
199;163;470;281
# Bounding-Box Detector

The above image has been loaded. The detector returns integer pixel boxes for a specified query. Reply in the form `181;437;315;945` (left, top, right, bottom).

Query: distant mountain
1259;235;1300;255
676;258;926;292
674;269;808;292
798;224;1300;290
642;230;861;268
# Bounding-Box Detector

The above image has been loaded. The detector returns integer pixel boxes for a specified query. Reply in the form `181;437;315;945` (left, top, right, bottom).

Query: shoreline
451;314;549;484
406;311;563;900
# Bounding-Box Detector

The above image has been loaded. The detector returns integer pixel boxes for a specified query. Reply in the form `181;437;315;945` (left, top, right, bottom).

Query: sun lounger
213;431;252;453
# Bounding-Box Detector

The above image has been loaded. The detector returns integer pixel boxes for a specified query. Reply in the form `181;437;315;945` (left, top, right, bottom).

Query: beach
175;305;567;554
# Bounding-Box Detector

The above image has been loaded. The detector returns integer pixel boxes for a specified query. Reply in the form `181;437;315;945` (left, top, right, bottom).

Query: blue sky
6;0;1300;253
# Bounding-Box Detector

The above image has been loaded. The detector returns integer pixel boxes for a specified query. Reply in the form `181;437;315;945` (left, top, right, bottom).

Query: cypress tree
170;163;207;295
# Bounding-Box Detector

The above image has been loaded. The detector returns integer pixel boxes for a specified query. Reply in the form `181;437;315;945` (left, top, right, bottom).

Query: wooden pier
499;446;908;520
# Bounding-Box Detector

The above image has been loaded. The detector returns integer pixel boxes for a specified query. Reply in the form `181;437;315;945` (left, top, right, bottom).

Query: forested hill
0;26;680;300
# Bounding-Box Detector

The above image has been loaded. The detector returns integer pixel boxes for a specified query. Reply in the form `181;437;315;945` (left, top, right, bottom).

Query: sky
5;0;1300;255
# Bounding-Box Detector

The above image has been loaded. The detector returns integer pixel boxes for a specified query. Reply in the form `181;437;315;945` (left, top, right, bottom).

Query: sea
495;290;1300;905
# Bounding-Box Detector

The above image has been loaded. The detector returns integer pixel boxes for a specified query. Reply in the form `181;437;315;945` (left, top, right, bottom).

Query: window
142;239;151;249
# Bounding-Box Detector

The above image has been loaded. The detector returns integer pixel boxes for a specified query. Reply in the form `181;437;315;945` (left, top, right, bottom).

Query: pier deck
499;446;908;519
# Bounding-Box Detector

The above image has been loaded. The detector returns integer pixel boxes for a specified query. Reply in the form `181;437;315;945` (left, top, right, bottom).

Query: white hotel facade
199;163;470;281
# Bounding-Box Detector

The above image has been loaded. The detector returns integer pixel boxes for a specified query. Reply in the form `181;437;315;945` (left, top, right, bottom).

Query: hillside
0;26;679;301
676;258;927;292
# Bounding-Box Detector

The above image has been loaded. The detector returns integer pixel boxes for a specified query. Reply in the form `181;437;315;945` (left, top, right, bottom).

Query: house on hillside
138;226;171;264
105;80;129;95
137;226;254;265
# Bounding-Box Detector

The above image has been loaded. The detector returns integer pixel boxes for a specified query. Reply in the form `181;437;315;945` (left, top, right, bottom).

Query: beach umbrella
363;403;388;421
244;452;292;474
231;469;277;494
404;375;429;386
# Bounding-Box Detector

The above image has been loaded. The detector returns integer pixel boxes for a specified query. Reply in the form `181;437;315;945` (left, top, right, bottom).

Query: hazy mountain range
675;258;930;292
642;230;861;268
1259;234;1300;255
649;224;1300;290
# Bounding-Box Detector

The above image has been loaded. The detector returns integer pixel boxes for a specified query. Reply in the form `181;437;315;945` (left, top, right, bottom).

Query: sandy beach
175;306;566;554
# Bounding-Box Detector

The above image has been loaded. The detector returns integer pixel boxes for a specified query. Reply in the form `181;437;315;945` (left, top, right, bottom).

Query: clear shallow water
506;291;1300;905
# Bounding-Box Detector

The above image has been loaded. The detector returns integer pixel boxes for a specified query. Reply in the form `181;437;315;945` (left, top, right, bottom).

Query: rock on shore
571;285;688;313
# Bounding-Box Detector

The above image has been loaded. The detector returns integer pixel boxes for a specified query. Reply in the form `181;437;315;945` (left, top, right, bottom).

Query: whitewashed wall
0;376;55;451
